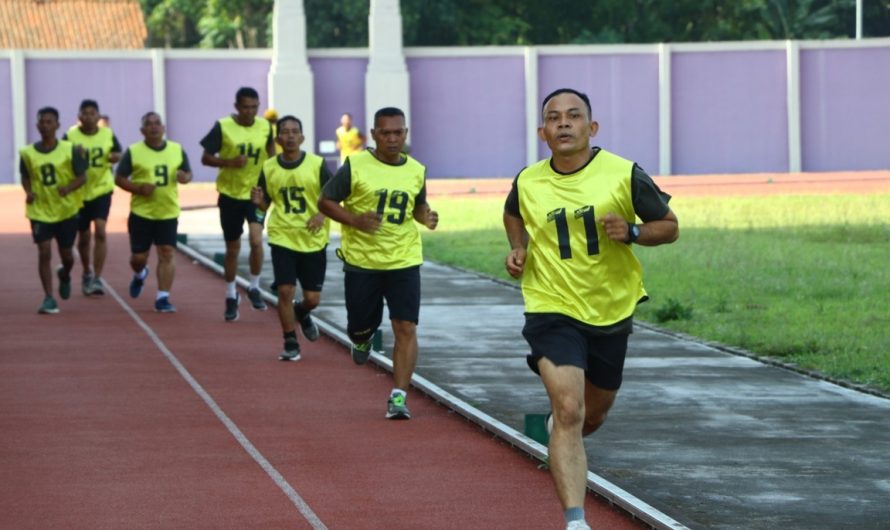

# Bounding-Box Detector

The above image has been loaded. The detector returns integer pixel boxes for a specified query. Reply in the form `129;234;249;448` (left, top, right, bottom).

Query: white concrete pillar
365;0;411;137
267;0;316;152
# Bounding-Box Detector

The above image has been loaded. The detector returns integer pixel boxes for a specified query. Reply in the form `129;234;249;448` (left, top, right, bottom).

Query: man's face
538;93;598;156
340;114;352;128
79;106;99;130
277;119;304;153
235;97;260;123
141;114;165;142
371;115;407;157
36;112;59;139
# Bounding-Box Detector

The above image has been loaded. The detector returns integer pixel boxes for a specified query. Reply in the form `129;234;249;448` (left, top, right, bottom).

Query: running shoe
385;393;411;420
38;296;59;314
247;287;267;310
299;312;320;342
82;273;94;296
154;297;177;313
129;266;148;298
566;520;592;530
56;265;71;300
224;293;240;322
89;277;105;296
279;337;301;361
351;341;372;365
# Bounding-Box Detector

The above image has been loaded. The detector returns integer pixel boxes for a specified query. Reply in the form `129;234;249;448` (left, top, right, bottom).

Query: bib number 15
547;205;599;259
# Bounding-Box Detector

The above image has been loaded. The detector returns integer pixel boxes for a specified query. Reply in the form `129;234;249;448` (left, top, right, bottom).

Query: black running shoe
224;293;240;321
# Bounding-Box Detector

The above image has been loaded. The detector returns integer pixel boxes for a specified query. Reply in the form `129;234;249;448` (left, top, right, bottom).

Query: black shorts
128;213;178;254
30;216;78;247
270;244;327;292
523;313;630;391
344;266;421;336
218;193;264;242
77;192;112;231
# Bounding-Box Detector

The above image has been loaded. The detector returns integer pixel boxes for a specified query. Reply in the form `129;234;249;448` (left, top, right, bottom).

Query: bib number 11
547;205;599;259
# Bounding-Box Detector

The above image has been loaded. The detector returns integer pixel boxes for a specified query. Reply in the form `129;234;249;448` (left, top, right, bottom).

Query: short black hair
141;111;161;126
37;107;59;120
79;99;99;112
541;88;592;120
373;107;405;127
277;115;303;133
235;87;260;103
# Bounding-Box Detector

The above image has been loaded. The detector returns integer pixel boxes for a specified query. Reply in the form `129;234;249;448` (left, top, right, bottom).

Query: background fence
1;38;888;183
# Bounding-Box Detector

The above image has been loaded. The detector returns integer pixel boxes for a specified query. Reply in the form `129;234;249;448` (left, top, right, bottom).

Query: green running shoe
385;393;411;420
38;296;59;314
56;266;71;300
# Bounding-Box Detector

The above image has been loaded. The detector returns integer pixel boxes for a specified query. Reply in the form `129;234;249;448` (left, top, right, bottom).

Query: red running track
0;194;640;529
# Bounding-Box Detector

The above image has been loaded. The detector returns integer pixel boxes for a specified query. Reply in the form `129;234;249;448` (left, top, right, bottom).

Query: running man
319;106;439;420
64;99;122;295
503;88;679;530
335;112;365;166
200;86;275;321
115;112;192;313
20;107;87;314
251;115;332;361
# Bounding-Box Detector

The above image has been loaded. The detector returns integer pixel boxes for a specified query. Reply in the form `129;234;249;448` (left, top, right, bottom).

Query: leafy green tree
140;0;884;48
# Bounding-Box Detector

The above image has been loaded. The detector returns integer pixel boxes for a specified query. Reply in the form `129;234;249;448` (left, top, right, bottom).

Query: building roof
0;0;147;49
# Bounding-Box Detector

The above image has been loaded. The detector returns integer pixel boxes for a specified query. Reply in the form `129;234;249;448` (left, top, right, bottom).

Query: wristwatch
627;223;641;244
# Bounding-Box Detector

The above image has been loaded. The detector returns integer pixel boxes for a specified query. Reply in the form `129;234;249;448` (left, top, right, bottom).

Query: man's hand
599;212;631;242
138;183;156;197
230;155;248;168
176;170;192;184
424;209;439;230
250;186;264;206
58;185;72;198
505;248;527;278
352;211;382;233
307;213;326;234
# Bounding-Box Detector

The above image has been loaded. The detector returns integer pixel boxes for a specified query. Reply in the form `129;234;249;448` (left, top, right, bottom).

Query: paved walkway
179;207;890;530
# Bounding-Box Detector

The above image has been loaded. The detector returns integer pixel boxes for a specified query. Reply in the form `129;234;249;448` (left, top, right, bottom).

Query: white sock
226;281;237;299
390;388;406;398
135;267;148;280
249;274;260;289
156;291;169;300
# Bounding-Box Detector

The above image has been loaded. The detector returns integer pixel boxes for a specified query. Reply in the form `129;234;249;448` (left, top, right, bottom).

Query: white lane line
105;280;328;530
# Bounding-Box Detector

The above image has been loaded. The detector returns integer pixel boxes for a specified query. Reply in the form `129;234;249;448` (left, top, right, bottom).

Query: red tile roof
0;0;147;49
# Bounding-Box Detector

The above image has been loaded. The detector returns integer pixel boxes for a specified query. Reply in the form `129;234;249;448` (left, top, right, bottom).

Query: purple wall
538;54;660;173
24;59;154;163
310;58;367;153
164;58;271;183
407;56;527;178
672;50;788;175
4;45;889;183
800;47;890;172
0;60;12;184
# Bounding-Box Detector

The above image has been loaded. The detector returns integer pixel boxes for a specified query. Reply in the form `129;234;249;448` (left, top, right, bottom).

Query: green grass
423;193;890;393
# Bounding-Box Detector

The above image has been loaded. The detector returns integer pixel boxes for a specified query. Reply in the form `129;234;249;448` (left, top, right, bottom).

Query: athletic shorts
523;313;630;391
344;265;421;337
77;192;112;231
270;244;327;292
30;216;78;247
218;193;264;242
128;213;178;254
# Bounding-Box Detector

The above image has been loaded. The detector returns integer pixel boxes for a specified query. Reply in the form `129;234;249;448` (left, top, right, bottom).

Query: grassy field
422;192;890;394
